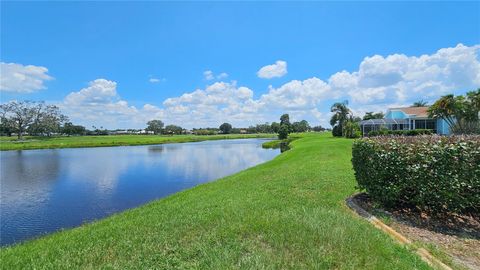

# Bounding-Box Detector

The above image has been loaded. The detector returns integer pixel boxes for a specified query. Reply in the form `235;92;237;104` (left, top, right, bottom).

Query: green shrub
352;135;480;215
343;121;361;138
368;129;433;137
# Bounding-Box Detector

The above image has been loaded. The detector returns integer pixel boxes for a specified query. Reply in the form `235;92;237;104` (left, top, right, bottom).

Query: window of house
415;120;426;129
426;119;436;132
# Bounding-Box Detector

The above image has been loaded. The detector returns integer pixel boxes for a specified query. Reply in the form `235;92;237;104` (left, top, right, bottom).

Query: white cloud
203;70;214;80
259;77;330;110
149;77;166;83
0;62;53;93
63;79;165;128
162;44;479;128
333;43;480;105
162;81;259;127
204;70;228;80
257;60;288;79
39;43;480;129
217;72;228;79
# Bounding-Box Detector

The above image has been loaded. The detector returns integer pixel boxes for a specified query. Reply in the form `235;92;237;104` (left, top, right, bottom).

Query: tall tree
278;124;289;140
146;120;164;135
412;100;428;107
0;101;50;139
219;122;233;134
0;107;15;136
280;114;290;126
428;90;480;134
29;104;68;136
330;101;351;137
278;113;292;136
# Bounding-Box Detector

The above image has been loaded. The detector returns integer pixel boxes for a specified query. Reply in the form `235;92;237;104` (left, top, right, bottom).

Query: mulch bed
352;193;480;270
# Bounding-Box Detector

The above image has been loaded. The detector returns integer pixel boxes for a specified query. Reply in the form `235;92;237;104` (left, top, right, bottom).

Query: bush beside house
368;129;433;137
352;135;480;215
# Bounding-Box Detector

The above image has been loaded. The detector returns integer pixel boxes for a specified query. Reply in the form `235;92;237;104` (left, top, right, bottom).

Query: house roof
389;106;430;118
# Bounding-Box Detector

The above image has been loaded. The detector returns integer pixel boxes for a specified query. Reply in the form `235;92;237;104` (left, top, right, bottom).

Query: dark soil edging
346;193;453;270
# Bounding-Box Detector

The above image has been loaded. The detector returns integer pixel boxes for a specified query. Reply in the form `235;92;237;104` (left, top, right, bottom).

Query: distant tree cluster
0;101;74;139
146;120;164;134
145;120;185;135
219;123;232;134
192;128;217;135
164;125;183;135
63;122;87;136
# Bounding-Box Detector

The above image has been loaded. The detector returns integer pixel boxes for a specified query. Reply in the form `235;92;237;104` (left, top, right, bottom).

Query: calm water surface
0;139;279;246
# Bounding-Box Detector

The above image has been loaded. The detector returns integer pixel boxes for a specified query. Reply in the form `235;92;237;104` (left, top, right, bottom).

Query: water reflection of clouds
1;150;60;208
157;141;276;181
62;147;135;193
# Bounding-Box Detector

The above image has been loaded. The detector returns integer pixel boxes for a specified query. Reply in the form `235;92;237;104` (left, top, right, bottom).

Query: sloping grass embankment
0;133;430;269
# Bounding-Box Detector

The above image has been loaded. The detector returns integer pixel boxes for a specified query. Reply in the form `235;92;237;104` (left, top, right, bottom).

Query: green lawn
0;133;430;269
0;134;275;151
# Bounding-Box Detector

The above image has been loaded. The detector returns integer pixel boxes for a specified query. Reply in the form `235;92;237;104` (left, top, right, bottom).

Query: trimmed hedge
368;129;433;137
352;135;480;214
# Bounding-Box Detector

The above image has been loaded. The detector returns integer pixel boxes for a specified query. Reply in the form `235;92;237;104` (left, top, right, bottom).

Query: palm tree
412;100;428;107
363;112;384;120
330;101;351;137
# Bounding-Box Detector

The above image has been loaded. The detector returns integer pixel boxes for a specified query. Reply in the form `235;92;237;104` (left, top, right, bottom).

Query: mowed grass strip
0;134;275;151
0;133;430;269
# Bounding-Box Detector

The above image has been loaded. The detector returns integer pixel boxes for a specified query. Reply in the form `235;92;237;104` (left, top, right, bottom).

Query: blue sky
1;2;479;128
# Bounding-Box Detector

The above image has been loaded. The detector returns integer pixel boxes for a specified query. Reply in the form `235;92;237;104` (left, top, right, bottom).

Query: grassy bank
0;133;430;269
0;134;275;151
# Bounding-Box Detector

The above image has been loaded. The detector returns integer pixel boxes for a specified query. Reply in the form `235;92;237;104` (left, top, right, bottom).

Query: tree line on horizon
0;100;326;139
146;118;326;136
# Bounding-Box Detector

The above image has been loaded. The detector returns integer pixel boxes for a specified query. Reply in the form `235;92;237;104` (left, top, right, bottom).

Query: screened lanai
359;118;410;136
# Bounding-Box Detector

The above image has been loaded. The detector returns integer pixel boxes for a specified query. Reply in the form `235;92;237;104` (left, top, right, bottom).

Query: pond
0;139;280;246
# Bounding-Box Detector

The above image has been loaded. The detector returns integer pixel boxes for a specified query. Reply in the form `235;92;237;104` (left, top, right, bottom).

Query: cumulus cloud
63;79;164;128
217;72;228;79
335;43;480;105
162;44;480;127
162;81;260;126
54;43;480;129
204;70;228;80
203;70;214;80
259;78;330;110
0;62;53;93
257;60;288;79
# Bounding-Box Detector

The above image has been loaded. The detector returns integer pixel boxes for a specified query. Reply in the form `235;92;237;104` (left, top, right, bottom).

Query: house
359;106;450;136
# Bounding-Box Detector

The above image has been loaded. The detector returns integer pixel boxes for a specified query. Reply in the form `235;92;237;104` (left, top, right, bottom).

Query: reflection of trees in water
148;145;164;153
148;144;186;154
279;142;291;153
